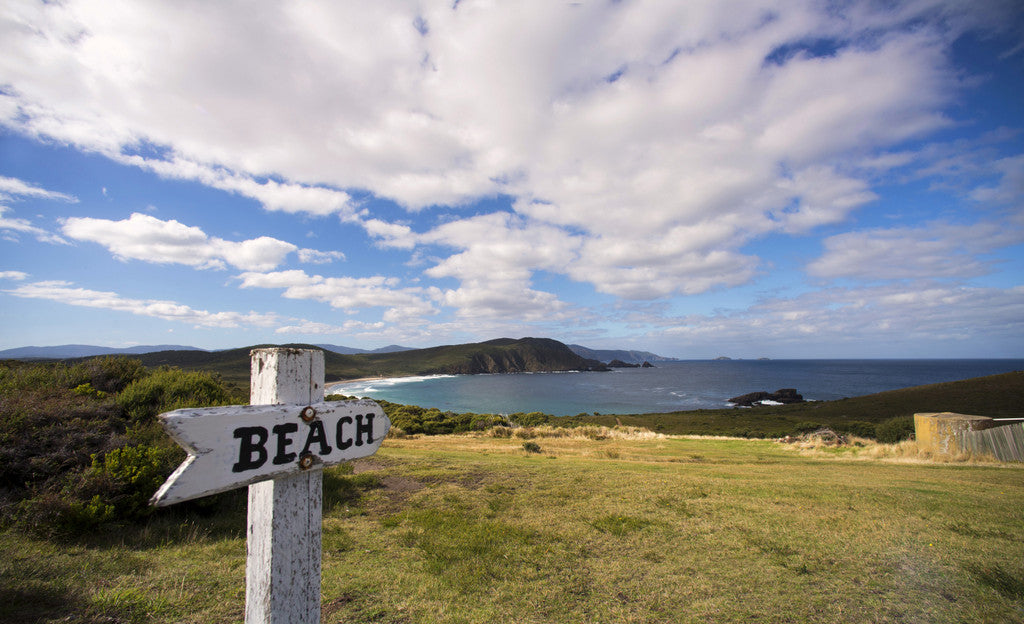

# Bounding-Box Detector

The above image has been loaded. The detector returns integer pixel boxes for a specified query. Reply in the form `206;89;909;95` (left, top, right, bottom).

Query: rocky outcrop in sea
728;388;804;407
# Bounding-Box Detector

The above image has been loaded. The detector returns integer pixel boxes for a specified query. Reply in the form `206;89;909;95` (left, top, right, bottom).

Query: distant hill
568;344;678;364
121;337;607;386
0;344;207;359
7;338;683;383
314;344;415;355
361;337;607;377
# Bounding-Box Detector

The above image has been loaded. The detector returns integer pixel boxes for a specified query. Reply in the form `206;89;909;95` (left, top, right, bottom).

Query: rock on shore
728;388;804;407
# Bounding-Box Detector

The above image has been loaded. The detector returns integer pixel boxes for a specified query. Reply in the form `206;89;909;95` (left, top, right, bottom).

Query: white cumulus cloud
61;213;342;271
0;175;78;203
2;1;1008;298
0;205;69;245
4;280;280;328
235;269;440;322
807;221;1024;281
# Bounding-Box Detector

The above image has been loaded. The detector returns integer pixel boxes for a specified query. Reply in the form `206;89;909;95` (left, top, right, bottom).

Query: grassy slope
570;371;1024;436
3;434;1022;623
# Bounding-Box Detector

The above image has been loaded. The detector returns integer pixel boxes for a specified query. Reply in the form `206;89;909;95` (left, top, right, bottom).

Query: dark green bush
63;356;149;394
117;367;237;422
73;382;106;399
876;416;915;443
12;442;184;536
469;413;508;431
82;444;180;519
837;421;878;439
0;385;127;504
380;400;513;435
1;359;240;535
522;441;542;454
510;412;550;427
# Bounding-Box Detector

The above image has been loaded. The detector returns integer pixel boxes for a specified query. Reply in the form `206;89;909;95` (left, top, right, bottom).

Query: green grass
4;433;1023;623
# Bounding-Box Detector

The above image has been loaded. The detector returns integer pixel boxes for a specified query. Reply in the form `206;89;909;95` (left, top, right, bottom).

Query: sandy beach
330;376;387;385
325;376;394;394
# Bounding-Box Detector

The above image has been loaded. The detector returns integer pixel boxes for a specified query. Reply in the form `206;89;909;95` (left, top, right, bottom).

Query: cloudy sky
1;0;1022;358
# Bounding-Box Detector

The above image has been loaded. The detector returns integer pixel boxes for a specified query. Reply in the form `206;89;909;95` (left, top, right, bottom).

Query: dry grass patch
778;430;1023;466
484;423;666;441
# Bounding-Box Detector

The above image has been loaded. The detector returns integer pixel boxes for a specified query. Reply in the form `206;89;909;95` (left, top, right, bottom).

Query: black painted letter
232;426;268;472
336;416;353;450
301;420;333;456
355;414;375;446
272;423;298;465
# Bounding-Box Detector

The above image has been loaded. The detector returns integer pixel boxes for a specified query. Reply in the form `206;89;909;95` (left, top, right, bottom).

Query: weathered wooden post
247;348;324;624
151;348;390;624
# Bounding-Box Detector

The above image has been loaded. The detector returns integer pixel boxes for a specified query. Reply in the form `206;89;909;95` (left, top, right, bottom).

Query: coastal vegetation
3;354;1020;539
0;357;246;536
2;354;1022;621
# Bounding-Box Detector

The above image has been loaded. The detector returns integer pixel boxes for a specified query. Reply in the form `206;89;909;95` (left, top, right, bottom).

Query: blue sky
1;0;1022;359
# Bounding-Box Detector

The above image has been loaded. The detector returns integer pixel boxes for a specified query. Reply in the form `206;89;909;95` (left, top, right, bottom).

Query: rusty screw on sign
298;406;318;470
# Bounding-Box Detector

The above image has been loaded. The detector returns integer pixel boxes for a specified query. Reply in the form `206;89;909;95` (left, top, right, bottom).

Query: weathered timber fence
955;422;1024;462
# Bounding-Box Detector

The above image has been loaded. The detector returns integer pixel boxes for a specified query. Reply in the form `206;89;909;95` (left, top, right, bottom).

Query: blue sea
326;359;1024;417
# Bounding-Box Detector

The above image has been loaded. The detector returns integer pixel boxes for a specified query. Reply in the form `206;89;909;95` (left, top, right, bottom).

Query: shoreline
330;376;389;385
326;374;422;394
326;376;388;392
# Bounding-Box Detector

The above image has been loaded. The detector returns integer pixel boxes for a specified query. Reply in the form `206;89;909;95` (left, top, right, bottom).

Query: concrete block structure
914;412;995;457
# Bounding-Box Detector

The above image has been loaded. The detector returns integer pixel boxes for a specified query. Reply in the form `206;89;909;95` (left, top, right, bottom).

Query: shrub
117;368;237;422
1;360;239;535
16;444;182;535
14;491;110;536
522;441;542;453
837;420;877;439
73;382;107;399
0;383;128;510
0;360;63;394
84;445;180;519
488;426;513;438
510;412;550;427
470;413;508;431
876;416;915;443
78;356;149;394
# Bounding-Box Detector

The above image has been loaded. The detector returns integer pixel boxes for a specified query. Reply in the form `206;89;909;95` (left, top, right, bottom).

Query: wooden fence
954;422;1024;462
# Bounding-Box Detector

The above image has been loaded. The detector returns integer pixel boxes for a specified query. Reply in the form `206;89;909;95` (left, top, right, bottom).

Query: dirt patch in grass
351;457;390;473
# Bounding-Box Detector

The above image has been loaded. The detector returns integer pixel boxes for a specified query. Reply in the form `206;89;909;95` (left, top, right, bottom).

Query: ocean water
326;359;1024;417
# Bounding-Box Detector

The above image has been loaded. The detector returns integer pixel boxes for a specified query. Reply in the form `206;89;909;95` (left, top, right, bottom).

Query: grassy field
4;429;1023;623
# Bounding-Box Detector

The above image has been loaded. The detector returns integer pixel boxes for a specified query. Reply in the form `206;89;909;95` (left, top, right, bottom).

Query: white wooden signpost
151;348;390;624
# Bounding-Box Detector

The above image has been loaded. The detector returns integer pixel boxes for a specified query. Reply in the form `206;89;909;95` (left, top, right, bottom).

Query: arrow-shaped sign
152;399;390;507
